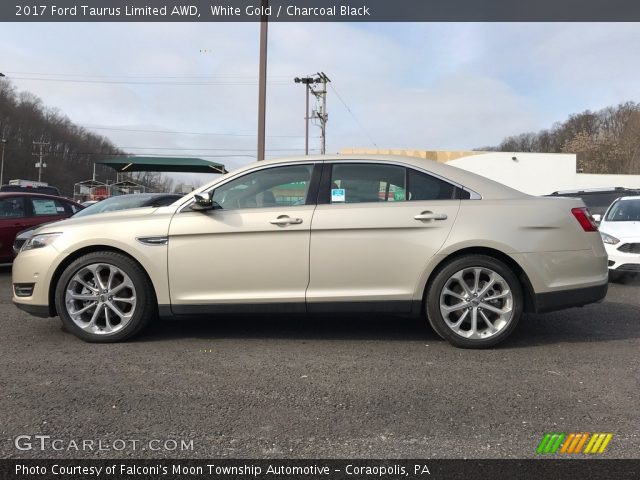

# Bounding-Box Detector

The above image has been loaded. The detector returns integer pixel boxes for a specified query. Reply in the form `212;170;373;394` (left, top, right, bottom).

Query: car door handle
270;216;303;226
414;212;448;221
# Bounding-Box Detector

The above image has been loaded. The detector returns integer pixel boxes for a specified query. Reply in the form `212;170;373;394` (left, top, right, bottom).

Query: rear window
330;164;406;203
581;193;624;210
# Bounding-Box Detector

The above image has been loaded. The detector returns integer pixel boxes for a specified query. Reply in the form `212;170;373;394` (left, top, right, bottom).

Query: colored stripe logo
537;433;612;454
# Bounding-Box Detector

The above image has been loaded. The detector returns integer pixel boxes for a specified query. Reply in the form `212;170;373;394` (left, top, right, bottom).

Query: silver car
12;155;608;348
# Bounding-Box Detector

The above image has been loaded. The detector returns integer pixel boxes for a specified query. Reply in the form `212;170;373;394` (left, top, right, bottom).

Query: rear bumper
533;282;608;314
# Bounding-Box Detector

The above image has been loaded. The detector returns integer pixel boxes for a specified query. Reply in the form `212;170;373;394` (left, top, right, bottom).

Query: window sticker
331;188;346;203
32;199;58;215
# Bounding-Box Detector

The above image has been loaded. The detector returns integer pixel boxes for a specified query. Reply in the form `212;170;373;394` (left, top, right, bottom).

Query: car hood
599;221;640;240
35;207;169;234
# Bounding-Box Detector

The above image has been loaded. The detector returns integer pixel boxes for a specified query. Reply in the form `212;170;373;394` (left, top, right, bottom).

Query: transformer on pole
294;72;331;155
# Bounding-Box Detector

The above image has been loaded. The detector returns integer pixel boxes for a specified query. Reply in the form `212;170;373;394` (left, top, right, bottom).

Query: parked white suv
12;155;608;348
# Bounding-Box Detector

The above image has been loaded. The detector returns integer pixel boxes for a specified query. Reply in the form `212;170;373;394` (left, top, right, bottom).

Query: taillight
571;207;598;232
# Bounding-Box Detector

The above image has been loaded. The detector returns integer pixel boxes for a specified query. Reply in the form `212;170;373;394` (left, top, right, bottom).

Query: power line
72;152;318;158
81;125;318;139
5;146;319;157
9;76;290;86
117;146;308;151
329;83;378;148
4;71;294;79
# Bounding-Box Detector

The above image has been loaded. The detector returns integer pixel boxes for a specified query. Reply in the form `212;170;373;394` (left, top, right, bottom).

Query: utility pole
294;72;330;155
256;0;269;161
32;141;49;182
312;72;330;154
294;76;317;156
0;138;7;186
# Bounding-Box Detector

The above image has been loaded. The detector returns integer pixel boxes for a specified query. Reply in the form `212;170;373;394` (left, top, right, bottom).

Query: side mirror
592;214;602;224
190;192;220;211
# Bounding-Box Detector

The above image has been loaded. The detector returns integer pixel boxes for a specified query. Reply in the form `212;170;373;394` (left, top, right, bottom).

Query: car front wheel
55;251;156;342
426;255;523;348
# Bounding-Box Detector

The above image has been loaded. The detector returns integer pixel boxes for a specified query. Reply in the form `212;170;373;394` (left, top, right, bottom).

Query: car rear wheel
426;255;523;348
55;251;156;342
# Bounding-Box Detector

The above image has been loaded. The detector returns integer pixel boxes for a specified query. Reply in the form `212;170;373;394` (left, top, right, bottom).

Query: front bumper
605;242;640;272
13;301;51;318
533;282;608;314
11;245;64;318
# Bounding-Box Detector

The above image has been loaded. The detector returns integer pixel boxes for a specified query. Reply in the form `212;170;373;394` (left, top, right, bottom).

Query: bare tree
486;102;640;174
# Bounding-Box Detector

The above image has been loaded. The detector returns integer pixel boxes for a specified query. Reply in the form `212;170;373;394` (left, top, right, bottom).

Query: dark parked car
12;193;183;254
548;187;640;218
0;192;83;263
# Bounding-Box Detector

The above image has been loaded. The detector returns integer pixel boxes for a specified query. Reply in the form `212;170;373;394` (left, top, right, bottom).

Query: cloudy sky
2;22;640;186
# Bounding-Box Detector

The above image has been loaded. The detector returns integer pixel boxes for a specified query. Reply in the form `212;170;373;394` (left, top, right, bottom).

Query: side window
330;164;406;204
0;197;26;218
31;198;67;216
212;164;313;210
407;169;457;201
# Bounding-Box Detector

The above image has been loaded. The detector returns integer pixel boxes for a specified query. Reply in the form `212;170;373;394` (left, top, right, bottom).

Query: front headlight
21;233;62;251
600;232;620;245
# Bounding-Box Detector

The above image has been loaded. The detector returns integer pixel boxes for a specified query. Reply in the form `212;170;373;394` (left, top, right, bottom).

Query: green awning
96;156;227;174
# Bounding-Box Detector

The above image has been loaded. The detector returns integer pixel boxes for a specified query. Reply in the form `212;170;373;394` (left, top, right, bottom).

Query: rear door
0;197;28;260
306;161;461;312
27;197;72;226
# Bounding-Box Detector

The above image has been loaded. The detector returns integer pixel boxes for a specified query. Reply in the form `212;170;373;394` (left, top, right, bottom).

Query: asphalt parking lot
1;266;638;459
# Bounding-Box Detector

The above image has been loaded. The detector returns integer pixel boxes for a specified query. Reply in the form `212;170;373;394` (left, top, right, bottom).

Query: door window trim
178;161;323;213
317;160;481;205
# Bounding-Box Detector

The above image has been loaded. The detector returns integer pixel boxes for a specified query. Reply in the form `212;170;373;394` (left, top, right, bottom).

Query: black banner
2;459;640;480
3;0;640;22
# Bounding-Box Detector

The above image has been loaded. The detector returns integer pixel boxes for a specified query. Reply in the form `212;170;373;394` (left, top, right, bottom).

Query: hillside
0;79;172;197
482;102;640;175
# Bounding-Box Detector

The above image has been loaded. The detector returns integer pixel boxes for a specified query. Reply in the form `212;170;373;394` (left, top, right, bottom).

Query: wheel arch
422;246;536;314
48;245;158;317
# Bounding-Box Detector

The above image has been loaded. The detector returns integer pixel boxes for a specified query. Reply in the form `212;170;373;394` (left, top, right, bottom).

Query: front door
168;163;320;314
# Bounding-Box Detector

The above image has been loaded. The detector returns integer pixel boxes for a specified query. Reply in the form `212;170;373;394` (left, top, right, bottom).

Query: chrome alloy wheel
439;267;514;339
64;263;137;335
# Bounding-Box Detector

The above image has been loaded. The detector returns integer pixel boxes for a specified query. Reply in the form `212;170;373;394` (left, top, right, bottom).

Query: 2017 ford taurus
12;155;608;348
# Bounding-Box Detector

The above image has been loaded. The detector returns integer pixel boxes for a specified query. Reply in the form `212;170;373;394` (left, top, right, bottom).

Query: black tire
426;255;523;349
55;251;156;343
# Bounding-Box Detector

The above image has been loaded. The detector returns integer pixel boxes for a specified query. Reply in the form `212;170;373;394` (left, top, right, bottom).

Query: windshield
604;199;640;222
73;194;158;218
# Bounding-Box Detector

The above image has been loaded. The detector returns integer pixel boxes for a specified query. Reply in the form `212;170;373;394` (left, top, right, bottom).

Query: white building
340;148;640;196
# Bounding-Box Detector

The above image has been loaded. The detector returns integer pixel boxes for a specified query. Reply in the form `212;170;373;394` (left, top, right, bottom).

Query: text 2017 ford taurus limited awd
12;155;608;348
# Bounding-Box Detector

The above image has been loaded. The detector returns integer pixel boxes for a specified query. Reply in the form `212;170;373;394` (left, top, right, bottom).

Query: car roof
0;191;80;204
